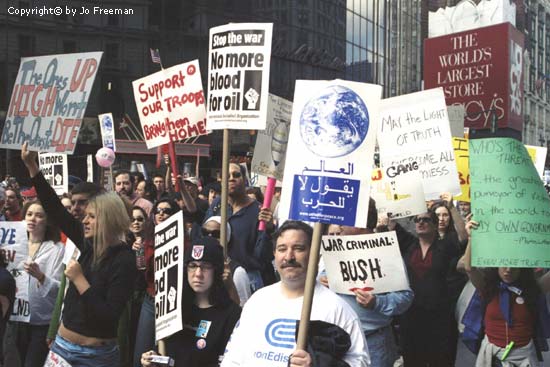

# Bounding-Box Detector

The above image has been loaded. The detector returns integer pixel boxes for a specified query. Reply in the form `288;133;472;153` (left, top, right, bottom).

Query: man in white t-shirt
221;220;370;367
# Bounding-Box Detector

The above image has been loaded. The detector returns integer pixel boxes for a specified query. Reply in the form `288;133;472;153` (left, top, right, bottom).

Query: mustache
281;259;301;268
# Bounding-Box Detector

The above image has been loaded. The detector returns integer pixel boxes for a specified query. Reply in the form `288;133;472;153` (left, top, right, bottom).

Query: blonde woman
21;142;137;367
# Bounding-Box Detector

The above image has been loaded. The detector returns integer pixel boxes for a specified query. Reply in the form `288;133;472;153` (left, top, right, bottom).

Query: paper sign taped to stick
321;231;409;295
377;88;461;200
470;137;550;268
370;166;426;219
98;113;116;151
251;94;292;181
206;23;273;130
133;60;207;149
154;213;184;340
1;52;102;154
453;137;470;202
39;152;68;196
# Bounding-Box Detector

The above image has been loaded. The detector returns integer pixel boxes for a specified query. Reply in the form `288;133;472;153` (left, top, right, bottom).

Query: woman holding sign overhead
460;217;550;367
5;200;64;367
21;142;137;367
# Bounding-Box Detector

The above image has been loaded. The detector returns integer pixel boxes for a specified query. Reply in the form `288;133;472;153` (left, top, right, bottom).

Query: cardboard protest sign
154;213;184;340
370;167;426;219
0;222;30;322
133;60;207;149
321;231;409;295
1;52;102;154
251;94;292;181
377;88;461;200
279;80;381;227
525;144;547;179
98;113;116;151
453;137;470;202
470;137;550;268
207;23;273;130
39;153;68;195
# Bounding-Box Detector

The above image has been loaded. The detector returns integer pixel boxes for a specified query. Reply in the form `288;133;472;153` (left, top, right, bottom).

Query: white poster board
251;94;292;181
133;60;207;149
321;231;409;295
525;144;548;179
39;153;68;195
206;23;273;130
154;213;184;341
98;112;116;151
1;52;102;153
377;88;461;200
0;222;30;322
279;79;381;227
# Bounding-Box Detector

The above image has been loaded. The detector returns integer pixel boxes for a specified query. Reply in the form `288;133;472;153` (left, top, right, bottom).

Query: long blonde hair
88;192;130;265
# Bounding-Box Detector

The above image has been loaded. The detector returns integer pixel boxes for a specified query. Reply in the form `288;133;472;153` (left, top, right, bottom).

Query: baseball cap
21;187;37;198
183;177;199;186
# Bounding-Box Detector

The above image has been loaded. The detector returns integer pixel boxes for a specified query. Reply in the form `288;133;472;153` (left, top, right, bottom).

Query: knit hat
184;236;224;270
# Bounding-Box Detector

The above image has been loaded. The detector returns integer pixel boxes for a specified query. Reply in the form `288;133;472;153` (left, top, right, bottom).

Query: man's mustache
281;259;301;268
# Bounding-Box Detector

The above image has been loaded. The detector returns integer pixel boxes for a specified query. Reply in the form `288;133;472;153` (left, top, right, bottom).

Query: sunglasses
155;207;173;215
187;262;214;272
414;217;433;224
229;171;242;179
201;228;221;239
132;217;145;223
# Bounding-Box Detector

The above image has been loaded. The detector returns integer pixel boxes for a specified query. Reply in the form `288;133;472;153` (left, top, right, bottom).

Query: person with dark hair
152;173;167;201
135;180;157;205
4;188;22;221
388;209;461;367
460;218;550;366
5;201;65;367
21;142;137;367
221;220;370;367
141;237;241;367
115;169;153;216
245;186;264;205
69;181;104;221
204;182;221;206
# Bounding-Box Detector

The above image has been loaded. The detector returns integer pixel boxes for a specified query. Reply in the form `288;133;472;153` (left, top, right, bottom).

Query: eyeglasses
201;228;221;239
155;207;173;215
132;217;145;223
229;171;242;179
187;262;214;272
414;217;432;224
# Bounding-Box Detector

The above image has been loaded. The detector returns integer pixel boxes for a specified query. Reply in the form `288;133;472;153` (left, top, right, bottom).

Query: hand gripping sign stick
258;177;276;231
296;222;325;349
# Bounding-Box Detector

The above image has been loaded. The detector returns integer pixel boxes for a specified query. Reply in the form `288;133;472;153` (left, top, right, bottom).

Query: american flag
150;48;161;64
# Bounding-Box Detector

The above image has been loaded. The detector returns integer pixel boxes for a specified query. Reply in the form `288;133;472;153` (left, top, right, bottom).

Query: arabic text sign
133;60;207;149
207;23;273;130
1;52;102;153
39;153;68;195
470;138;550;268
251;94;292;181
0;222;30;322
377;88;461;200
154;213;184;340
279;80;381;227
98;113;116;151
321;231;409;295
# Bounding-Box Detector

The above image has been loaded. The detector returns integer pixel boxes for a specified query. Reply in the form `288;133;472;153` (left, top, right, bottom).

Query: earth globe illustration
299;85;369;158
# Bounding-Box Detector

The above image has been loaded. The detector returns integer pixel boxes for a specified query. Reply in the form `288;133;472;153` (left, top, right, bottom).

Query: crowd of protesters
0;142;547;367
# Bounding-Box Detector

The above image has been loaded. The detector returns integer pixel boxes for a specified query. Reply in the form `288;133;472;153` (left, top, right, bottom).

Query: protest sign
86;154;93;182
206;23;273;130
453;137;470;202
321;231;409;295
279;80;381;227
370;167;426;219
251;94;292;181
470;137;550;268
0;222;30;322
154;213;184;340
133;60;207;149
98;113;116;151
447;105;465;138
39;153;68;195
377;88;461;200
525;144;547;179
1;52;102;154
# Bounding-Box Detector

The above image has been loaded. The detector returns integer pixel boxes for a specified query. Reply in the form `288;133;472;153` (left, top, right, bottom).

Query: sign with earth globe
299;85;370;158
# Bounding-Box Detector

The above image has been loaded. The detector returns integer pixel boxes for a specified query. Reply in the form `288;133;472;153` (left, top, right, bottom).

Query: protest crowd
0;21;549;367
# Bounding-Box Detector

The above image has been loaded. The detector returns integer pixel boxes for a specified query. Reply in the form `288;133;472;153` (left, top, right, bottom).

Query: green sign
470;137;550;268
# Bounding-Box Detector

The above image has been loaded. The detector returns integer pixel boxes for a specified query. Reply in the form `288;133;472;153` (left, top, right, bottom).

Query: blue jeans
49;335;119;367
365;325;398;367
133;295;155;367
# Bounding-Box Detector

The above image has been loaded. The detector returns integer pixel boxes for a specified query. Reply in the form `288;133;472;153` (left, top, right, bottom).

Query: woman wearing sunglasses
141;237;241;367
133;199;180;367
388;209;461;366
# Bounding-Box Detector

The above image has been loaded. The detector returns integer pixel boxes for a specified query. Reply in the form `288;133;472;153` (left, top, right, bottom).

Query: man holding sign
221;220;369;367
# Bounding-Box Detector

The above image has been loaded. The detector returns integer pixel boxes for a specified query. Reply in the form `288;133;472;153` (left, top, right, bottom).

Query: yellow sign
453;137;470;202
